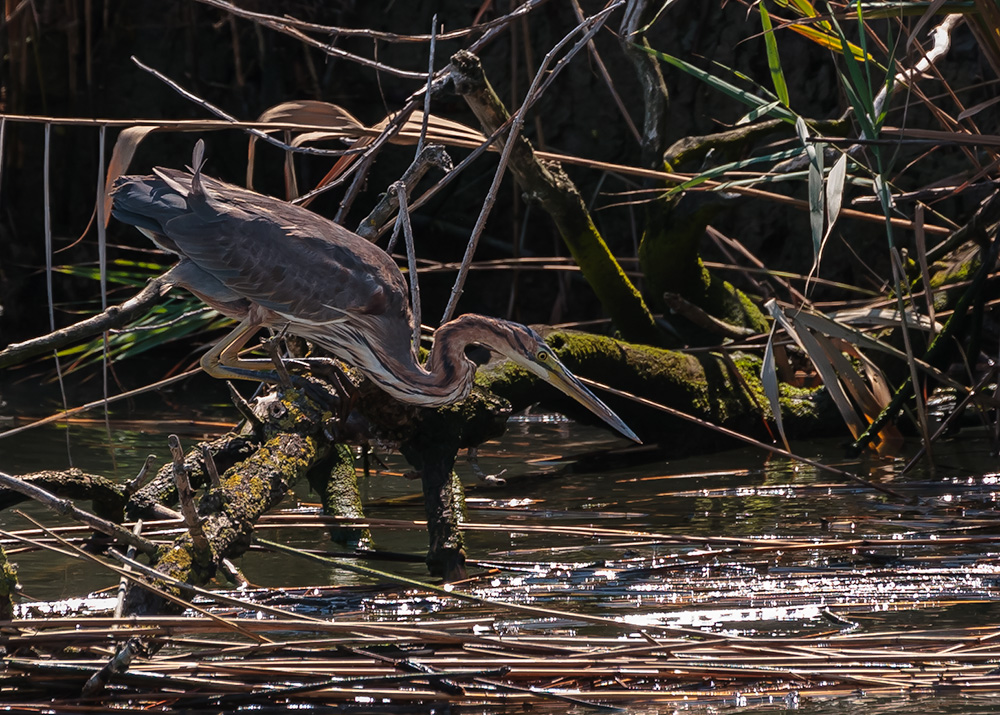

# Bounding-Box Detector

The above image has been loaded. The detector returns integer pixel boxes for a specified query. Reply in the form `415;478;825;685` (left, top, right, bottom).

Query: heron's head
486;321;641;444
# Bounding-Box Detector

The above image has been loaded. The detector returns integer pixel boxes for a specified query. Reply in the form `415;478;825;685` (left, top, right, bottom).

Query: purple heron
111;141;638;442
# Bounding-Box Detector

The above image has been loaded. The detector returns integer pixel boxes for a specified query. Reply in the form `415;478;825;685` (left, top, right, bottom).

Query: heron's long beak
544;361;642;444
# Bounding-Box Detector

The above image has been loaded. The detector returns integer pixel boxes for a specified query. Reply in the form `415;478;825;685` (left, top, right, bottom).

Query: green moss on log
481;329;832;449
309;444;372;548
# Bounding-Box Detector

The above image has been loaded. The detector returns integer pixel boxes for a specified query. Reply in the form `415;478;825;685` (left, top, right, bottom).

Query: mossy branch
449;49;661;346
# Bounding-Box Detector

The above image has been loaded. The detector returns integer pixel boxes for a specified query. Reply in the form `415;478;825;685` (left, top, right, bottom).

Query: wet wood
307;443;372;547
123;385;331;615
0;468;126;521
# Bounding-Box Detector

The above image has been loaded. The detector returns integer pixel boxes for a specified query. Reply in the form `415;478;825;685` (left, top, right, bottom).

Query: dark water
3;392;1000;712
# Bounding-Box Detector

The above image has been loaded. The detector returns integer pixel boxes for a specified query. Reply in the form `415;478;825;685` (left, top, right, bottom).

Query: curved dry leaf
832;307;941;332
291;130;369;147
767;300;865;440
255;100;365;130
813;334;883;421
248;101;368;190
383;110;487;147
103;125;160;226
958;94;1000;122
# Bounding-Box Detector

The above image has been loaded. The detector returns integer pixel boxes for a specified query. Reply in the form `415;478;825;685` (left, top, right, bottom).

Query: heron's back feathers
111;169;413;342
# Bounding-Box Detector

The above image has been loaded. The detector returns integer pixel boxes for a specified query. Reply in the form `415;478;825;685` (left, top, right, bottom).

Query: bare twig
82;637;144;697
356;144;452;240
390;182;422;352
261;335;293;388
202;445;222;489
577;377;912;501
227;381;263;431
440;2;624;323
113;520;143;620
466;447;506;486
130;56;369;158
5;518;266;642
571;0;641;145
168;435;211;555
0;272;174;369
416;14;438;155
0;368;199;441
196;0;548;43
125;455;157;496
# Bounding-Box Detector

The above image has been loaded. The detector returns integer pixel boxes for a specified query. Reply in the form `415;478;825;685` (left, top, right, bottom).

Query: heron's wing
165;259;251;319
159;184;411;328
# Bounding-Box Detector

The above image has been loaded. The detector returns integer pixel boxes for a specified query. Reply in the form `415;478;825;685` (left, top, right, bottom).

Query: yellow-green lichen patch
0;546;17;620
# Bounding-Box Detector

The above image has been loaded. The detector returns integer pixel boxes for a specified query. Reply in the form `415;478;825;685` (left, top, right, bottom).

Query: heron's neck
381;314;500;407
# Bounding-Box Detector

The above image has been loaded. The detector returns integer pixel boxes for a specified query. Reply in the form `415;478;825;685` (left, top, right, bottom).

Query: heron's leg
200;318;276;381
203;320;345;411
292;357;362;425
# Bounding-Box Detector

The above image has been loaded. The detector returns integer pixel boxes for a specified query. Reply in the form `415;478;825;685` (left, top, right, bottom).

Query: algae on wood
0;546;16;620
308;443;372;548
124;386;331;615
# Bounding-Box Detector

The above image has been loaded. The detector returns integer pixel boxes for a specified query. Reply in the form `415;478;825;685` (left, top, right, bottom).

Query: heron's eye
537;351;548;362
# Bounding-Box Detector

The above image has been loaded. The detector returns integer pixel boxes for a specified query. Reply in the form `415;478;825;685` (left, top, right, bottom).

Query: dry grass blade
388;110;488;147
254;536;722;640
761;322;792;452
578;374;909;500
769;301;909;449
0;368;199;441
766;300;867;440
792;307;974;398
2;518;268;643
0;469;157;553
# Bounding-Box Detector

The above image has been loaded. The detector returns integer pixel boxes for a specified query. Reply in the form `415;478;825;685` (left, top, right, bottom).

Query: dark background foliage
0;0;993;346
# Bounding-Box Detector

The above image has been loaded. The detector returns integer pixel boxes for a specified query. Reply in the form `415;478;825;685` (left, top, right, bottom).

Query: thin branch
577;377;911;502
0;368;200;441
356;144;453;240
416;14;438;156
0;272;174;369
440;1;624;324
392;182;422;352
196;0;549;43
130;57;370;158
168;435;211;555
571;0;641;145
0;475;159;555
